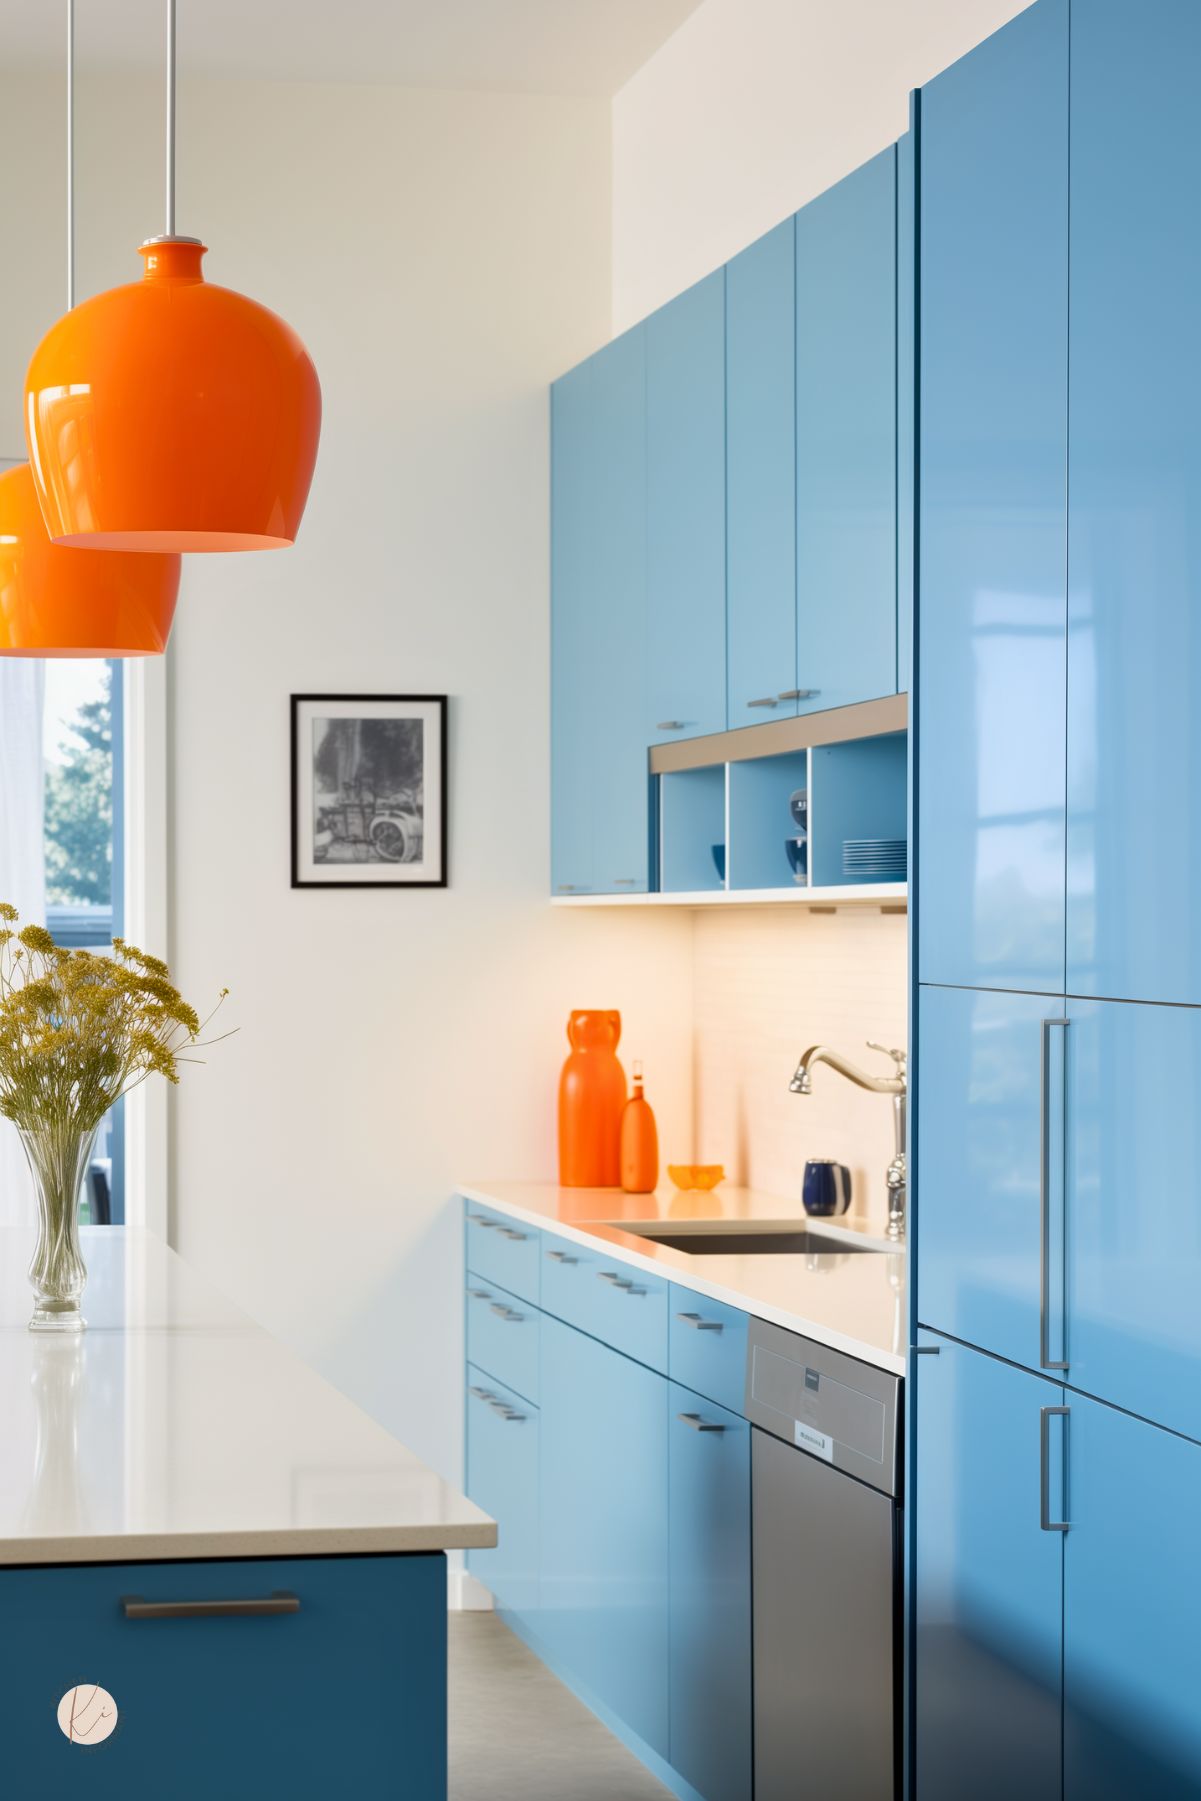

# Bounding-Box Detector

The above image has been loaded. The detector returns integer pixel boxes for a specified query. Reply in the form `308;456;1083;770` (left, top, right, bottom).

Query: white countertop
0;1228;495;1566
460;1182;907;1376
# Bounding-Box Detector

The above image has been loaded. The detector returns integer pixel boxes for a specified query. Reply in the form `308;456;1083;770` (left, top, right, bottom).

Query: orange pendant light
24;0;320;555
0;1;181;659
0;462;179;656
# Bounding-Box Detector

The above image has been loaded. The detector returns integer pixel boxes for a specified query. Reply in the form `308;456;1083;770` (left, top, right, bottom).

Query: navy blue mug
803;1159;852;1217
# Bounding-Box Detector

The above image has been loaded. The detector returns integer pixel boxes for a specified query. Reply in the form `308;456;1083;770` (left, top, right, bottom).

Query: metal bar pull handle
675;1311;723;1333
746;696;779;709
546;1250;579;1266
123;1592;300;1621
468;1215;497;1229
1040;1017;1070;1371
677;1413;726;1433
497;1226;529;1242
656;720;686;732
597;1270;632;1288
490;1303;524;1322
1039;1405;1070;1532
778;689;819;701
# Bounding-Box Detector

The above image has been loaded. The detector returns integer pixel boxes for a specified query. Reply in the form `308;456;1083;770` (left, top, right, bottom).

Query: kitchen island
0;1227;494;1796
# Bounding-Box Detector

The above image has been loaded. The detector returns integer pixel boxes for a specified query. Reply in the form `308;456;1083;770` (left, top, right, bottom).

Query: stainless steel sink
614;1227;881;1256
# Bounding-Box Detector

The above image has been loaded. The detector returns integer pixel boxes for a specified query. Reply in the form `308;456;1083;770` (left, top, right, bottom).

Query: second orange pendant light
25;0;321;555
0;0;179;658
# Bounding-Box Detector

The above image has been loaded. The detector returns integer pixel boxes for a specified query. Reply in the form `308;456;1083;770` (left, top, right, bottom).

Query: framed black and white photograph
290;695;447;888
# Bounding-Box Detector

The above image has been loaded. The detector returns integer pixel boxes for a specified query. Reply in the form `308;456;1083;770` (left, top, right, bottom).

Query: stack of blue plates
842;837;906;880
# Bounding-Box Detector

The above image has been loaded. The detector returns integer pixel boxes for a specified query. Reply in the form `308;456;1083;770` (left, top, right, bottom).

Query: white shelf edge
550;882;908;910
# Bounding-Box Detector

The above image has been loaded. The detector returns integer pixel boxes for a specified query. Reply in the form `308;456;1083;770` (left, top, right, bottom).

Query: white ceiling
3;0;704;97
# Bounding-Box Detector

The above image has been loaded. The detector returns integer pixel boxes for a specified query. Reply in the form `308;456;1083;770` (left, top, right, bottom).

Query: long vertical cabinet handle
1039;1017;1070;1371
1039;1405;1070;1532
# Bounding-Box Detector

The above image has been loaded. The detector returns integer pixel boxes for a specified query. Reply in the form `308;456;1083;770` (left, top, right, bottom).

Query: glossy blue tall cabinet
795;147;898;718
914;4;1201;1798
917;0;1068;995
550;329;649;895
726;219;797;725
646;272;727;748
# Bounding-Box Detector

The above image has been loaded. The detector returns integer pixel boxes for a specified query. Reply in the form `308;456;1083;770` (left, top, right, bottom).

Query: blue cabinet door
537;1313;669;1759
0;1553;447;1798
795;146;896;717
466;1366;540;1617
726;219;797;726
550;330;650;896
917;0;1068;993
646;272;727;747
917;984;1066;1374
550;359;596;896
913;1331;1064;1801
590;327;651;893
1067;0;1201;1004
668;1385;751;1801
1065;998;1201;1442
1064;1393;1201;1801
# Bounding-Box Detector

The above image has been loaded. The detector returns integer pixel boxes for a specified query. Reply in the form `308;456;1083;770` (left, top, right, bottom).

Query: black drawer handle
122;1592;300;1620
677;1413;726;1434
676;1311;723;1333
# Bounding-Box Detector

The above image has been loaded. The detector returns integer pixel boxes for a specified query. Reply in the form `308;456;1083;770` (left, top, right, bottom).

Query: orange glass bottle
620;1062;660;1195
558;1010;627;1188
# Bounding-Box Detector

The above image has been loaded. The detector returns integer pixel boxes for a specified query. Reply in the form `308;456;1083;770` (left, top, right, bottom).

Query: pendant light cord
165;0;176;237
66;0;74;308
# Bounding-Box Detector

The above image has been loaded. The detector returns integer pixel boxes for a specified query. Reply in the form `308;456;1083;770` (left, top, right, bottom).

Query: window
43;659;125;1223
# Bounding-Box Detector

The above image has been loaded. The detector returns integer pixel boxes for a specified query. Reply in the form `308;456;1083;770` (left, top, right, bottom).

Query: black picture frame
290;694;448;889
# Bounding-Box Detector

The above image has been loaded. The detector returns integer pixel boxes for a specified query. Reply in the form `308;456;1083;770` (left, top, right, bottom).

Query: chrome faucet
789;1041;907;1242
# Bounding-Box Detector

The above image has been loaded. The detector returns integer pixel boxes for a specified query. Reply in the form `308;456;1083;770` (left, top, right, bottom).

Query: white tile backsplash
691;908;908;1220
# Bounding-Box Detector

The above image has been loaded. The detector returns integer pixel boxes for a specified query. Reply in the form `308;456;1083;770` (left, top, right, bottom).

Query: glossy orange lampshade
0;462;180;657
25;239;321;553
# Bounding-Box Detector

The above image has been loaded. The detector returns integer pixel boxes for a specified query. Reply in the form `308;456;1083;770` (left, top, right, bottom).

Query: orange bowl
667;1164;725;1192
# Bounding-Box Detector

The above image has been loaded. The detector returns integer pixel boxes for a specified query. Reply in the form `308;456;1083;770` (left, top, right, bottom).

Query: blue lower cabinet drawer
541;1232;668;1372
0;1552;447;1797
466;1365;539;1616
462;1199;541;1303
589;1261;669;1374
466;1274;540;1402
668;1285;750;1415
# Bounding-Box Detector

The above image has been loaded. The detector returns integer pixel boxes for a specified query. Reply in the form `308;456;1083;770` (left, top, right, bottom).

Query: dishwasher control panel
744;1318;901;1496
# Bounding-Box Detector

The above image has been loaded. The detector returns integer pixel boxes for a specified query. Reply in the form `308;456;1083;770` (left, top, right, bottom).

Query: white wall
0;72;695;1487
611;0;1035;329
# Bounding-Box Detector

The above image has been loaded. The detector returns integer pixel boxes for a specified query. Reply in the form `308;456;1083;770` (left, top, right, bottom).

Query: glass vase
19;1124;97;1333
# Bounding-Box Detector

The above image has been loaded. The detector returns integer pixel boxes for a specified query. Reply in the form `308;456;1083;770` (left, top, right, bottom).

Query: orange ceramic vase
620;1063;660;1195
558;1010;627;1188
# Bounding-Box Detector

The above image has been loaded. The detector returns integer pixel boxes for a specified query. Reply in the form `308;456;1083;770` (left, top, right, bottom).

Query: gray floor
448;1612;671;1799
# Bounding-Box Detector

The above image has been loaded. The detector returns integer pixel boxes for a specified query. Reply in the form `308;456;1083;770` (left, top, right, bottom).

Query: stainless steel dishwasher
745;1317;902;1801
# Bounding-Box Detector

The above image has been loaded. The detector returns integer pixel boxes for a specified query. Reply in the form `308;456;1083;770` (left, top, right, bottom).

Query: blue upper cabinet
550;329;650;895
726;219;797;727
1064;1394;1201;1801
646;272;727;747
917;0;1068;994
913;1331;1064;1801
795;147;897;718
1067;0;1201;1004
917;984;1066;1373
1065;998;1201;1443
550;360;596;896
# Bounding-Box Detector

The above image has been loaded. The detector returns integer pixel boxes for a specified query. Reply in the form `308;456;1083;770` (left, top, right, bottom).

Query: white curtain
0;661;45;1224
